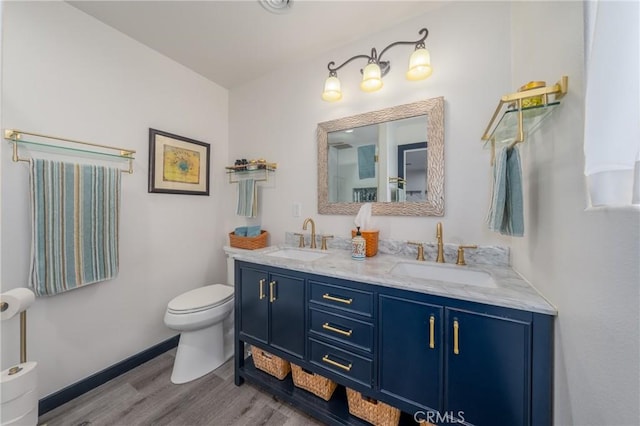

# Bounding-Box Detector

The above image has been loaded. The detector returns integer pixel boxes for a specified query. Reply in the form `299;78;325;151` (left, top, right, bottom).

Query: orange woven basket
251;346;290;380
351;230;379;257
346;388;400;426
229;230;269;250
291;364;337;401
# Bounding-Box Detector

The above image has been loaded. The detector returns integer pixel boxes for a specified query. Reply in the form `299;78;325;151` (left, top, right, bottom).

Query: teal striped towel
29;159;121;296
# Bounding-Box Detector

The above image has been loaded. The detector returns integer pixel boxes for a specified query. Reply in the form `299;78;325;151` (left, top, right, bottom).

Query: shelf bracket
481;76;569;146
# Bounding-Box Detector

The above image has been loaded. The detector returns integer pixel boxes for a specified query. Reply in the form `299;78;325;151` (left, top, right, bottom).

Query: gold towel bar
4;129;136;174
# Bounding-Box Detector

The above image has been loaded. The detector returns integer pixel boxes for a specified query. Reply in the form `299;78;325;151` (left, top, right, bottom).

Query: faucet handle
294;233;305;248
456;245;478;266
321;235;334;250
408;241;425;261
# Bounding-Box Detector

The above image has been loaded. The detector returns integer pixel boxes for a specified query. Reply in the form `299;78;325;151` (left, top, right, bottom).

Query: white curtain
583;0;640;206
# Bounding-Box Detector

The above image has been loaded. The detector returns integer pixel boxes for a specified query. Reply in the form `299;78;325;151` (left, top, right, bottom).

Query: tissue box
351;230;379;257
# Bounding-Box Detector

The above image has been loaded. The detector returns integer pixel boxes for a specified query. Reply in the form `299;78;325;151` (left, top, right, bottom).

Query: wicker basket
229;230;269;250
291;364;338;401
351;230;379;257
346;388;400;426
251;346;290;380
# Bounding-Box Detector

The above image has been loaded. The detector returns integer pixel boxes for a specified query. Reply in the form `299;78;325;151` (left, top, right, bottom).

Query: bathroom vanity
233;247;555;426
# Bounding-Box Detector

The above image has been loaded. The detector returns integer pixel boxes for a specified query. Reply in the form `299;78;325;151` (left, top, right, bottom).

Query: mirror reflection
327;115;427;203
317;97;444;216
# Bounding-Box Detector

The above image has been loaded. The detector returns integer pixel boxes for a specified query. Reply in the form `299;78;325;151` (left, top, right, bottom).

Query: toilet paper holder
1;289;35;372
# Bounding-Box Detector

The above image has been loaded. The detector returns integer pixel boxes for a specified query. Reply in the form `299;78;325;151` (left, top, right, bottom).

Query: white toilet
164;252;236;384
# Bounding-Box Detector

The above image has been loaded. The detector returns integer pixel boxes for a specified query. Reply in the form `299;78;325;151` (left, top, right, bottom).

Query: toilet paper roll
1;362;38;404
0;288;35;321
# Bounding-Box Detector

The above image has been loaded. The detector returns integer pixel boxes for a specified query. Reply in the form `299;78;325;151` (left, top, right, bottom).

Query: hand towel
357;145;376;179
29;159;121;296
486;146;524;237
236;178;257;217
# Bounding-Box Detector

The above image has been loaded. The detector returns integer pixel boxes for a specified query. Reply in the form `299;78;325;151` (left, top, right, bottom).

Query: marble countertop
227;245;557;316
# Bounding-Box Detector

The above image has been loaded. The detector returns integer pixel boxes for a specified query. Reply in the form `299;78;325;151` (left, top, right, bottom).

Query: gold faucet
408;241;425;261
436;222;445;263
302;218;317;249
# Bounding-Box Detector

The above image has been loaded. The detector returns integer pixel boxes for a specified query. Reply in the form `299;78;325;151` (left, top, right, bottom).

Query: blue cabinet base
237;356;420;426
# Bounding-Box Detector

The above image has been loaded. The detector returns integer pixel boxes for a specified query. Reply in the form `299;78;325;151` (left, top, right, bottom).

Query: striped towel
29;159;121;296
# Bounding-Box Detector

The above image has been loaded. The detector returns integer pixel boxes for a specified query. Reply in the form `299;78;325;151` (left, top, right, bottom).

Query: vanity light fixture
321;28;432;102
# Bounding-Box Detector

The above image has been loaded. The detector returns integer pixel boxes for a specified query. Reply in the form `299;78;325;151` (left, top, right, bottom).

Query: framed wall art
148;128;210;195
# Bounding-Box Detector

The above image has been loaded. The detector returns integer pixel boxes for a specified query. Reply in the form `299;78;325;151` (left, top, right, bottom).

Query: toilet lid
167;284;234;313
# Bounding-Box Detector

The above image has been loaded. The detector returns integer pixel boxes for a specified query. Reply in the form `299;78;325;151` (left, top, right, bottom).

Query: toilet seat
167;284;234;315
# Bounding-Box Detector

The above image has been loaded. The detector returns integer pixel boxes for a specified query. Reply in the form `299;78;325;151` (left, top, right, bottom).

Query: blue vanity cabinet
235;260;553;426
378;291;552;426
307;279;376;390
444;307;532;426
237;263;305;359
379;295;444;413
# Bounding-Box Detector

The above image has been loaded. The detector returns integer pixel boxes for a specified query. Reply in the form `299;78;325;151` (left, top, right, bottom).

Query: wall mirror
317;96;444;216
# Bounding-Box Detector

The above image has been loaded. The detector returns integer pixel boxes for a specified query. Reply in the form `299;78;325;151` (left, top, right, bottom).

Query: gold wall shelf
481;76;568;149
225;163;277;184
4;129;136;173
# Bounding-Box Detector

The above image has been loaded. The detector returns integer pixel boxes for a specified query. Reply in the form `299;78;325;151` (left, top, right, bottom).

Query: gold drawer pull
453;320;460;355
269;281;276;303
322;322;353;337
322;355;352;372
259;279;266;300
322;293;353;305
429;315;435;349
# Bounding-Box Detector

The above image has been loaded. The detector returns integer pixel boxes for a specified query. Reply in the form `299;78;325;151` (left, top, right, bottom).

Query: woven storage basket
351;230;379;257
251;346;290;380
291;364;337;401
346;388;400;426
229;230;268;250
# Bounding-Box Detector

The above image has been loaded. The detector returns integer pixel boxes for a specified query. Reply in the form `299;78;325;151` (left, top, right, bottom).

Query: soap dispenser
351;227;366;261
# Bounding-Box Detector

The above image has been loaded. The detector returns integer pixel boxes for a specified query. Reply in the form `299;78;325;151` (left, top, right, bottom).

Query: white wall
509;2;640;425
228;1;511;244
230;2;640;425
0;2;229;397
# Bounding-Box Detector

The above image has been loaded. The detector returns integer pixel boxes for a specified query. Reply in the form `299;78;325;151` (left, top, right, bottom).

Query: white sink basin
266;248;328;262
390;262;497;288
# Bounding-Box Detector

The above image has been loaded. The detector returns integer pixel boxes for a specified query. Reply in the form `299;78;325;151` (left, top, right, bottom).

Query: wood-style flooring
38;350;323;426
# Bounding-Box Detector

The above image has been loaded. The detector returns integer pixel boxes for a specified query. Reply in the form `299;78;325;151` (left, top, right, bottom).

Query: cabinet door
269;272;305;358
445;308;531;426
380;295;443;411
239;267;269;344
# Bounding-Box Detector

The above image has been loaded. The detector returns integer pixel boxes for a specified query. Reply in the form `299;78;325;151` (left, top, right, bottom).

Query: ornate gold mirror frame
317;96;444;216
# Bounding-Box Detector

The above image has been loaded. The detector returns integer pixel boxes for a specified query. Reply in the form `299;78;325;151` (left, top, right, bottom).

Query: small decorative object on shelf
225;159;277;183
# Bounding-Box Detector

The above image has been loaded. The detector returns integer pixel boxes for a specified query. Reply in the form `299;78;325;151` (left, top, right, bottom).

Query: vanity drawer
309;281;373;318
309;308;373;353
309;338;373;388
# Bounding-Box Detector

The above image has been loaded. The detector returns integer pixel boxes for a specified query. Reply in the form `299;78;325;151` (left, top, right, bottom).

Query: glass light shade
321;76;342;102
406;48;432;81
360;63;383;92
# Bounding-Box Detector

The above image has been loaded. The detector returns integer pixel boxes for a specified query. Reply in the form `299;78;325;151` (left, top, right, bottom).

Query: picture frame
148;128;210;195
